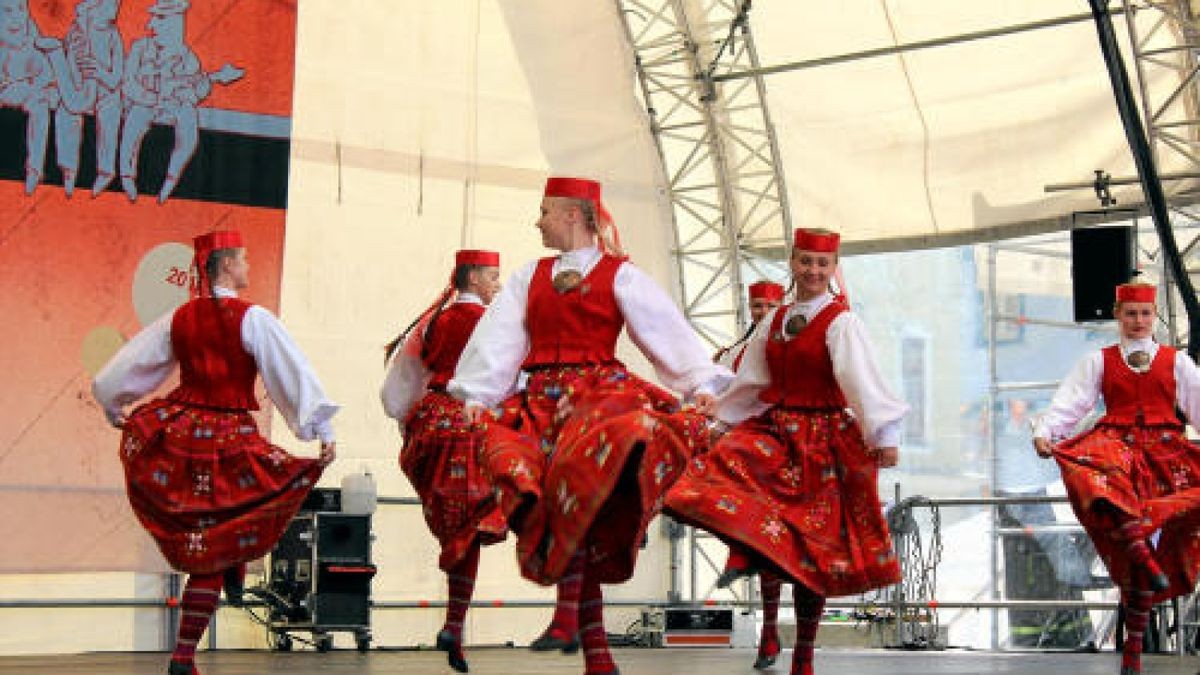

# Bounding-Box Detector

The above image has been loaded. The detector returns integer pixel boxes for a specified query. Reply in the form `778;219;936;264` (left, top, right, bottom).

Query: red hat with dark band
191;230;244;295
1116;283;1156;303
793;228;840;253
455;249;500;267
544;176;623;256
748;281;785;302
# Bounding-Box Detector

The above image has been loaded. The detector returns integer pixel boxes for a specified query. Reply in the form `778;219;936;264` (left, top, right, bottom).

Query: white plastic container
341;466;378;515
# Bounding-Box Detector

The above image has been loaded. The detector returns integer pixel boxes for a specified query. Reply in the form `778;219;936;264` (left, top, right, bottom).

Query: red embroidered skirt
401;391;506;571
1055;423;1200;599
119;399;324;575
480;365;707;585
665;408;899;597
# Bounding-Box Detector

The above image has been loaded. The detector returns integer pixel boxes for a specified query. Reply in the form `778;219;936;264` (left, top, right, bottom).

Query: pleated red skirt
665;408;899;597
1055;423;1200;600
480;365;708;585
120;399;323;574
401;391;507;571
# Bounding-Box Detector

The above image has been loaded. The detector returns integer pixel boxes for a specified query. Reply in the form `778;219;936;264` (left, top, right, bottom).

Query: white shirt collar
212;285;238;298
1120;336;1157;355
456;291;484;306
558;245;601;271
788;290;833;319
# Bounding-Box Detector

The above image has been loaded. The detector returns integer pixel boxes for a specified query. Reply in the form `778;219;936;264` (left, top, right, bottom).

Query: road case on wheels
257;490;376;652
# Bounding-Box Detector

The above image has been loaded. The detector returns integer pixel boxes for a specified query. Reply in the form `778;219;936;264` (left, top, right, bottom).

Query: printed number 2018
165;267;191;288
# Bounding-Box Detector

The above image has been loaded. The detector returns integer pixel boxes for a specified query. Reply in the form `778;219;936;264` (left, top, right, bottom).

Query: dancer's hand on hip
104;407;126;430
463;403;486;426
692;392;716;417
874;447;898;468
319;441;337;466
1033;437;1055;458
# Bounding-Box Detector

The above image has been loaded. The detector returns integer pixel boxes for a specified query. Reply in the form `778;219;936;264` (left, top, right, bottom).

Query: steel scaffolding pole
616;0;792;607
616;0;791;351
1120;0;1200;351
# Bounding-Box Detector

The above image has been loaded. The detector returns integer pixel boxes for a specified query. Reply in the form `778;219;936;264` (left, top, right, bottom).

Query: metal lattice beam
616;0;791;349
1121;0;1200;347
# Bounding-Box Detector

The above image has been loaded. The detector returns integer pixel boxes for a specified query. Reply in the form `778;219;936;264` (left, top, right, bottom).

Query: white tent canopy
748;0;1189;250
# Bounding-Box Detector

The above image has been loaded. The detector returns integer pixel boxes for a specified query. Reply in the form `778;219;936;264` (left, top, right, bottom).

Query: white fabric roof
750;0;1190;250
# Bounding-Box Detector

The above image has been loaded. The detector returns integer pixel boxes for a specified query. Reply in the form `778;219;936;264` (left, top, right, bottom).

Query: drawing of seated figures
0;0;56;195
37;0;124;197
118;0;243;204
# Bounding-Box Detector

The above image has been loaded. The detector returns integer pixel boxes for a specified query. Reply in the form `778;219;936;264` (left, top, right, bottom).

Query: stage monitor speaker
1071;225;1134;323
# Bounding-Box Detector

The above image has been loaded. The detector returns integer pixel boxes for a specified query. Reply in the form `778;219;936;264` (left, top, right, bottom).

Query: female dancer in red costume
93;230;337;675
1034;282;1200;675
666;228;908;675
382;248;505;673
449;176;731;674
713;279;789;669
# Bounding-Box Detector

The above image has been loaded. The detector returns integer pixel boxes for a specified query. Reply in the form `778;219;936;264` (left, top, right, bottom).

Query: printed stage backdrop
0;0;297;571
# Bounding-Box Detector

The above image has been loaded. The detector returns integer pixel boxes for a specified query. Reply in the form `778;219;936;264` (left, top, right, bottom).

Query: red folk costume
449;177;730;674
93;230;337;675
382;249;507;571
713;279;788;669
1036;283;1200;674
381;249;506;673
714;280;785;372
666;229;907;675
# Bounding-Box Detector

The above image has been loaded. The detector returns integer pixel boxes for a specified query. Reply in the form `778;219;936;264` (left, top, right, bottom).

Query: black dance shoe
529;628;580;654
222;567;244;607
436;629;469;673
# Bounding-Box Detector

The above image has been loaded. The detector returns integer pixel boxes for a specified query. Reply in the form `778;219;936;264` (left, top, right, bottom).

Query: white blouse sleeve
381;351;431;422
92;312;177;425
1033;351;1103;441
448;261;536;408
615;263;734;398
714;310;775;425
1174;350;1200;426
827;312;910;448
242;306;339;443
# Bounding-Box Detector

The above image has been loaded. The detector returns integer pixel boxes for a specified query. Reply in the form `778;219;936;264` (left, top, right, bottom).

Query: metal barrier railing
885;493;1199;657
4;491;1196;656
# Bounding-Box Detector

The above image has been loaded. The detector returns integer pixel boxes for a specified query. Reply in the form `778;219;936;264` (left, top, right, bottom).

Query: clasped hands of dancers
92;175;1200;675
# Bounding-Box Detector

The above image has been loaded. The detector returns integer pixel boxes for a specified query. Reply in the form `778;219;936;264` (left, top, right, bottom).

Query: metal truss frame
1121;0;1200;345
616;0;792;350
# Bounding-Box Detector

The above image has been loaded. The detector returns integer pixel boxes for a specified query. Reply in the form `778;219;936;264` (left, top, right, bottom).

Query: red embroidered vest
424;302;486;388
167;297;259;410
758;300;849;409
522;255;625;368
1098;344;1178;426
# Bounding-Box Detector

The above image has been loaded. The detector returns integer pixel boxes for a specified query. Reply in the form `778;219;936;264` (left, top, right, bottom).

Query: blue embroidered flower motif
716;496;738;515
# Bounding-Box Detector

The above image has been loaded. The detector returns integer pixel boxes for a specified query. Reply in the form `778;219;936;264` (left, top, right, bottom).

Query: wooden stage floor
1;648;1197;674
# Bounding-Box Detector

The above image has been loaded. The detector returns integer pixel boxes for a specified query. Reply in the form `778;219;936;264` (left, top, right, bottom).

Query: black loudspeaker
1071;225;1134;322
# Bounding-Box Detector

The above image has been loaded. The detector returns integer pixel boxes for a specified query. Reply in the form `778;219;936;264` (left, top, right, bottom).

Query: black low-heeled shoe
1148;571;1170;593
223;567;244;607
167;661;196;675
715;563;759;589
529;628;580;654
752;648;779;670
436;629;469;673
